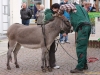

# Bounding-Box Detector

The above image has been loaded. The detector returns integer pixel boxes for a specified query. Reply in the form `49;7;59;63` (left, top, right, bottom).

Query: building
0;0;100;35
0;0;10;35
0;0;75;36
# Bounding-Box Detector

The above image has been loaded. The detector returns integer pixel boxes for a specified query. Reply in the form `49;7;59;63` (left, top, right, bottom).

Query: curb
0;51;7;56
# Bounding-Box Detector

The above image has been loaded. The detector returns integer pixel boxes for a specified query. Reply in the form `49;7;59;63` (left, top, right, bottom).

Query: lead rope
58;18;77;61
55;39;77;61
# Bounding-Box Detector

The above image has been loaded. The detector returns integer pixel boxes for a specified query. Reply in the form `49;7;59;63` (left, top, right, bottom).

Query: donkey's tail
8;41;10;49
7;41;13;62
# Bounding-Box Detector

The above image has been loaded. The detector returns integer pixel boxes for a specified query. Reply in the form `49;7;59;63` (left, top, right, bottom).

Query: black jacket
20;8;32;20
90;7;96;12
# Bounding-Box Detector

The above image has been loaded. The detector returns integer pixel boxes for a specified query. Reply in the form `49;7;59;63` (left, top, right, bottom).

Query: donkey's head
54;13;71;34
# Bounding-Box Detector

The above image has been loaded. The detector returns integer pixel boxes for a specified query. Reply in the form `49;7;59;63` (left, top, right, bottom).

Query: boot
83;64;88;70
70;68;84;73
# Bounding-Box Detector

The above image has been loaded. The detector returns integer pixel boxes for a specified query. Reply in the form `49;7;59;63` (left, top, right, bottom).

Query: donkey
7;14;71;72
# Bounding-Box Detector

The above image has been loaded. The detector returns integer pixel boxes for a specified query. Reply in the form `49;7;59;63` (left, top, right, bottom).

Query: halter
41;14;71;52
57;15;71;32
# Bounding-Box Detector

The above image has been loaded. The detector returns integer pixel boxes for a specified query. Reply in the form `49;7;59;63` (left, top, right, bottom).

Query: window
22;0;44;6
60;0;74;3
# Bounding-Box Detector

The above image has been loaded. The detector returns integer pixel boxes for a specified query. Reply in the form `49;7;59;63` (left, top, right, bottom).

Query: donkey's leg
41;47;47;72
45;47;52;72
13;43;21;68
7;40;16;70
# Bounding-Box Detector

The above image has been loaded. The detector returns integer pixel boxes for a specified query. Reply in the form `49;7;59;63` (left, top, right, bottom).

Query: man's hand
63;33;67;36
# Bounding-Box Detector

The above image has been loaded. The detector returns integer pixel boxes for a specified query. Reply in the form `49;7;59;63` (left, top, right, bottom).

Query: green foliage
88;12;100;26
90;18;95;26
98;38;100;41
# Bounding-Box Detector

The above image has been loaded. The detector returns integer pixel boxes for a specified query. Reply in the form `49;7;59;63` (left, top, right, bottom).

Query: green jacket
70;4;90;32
45;9;64;34
44;9;65;34
44;9;54;22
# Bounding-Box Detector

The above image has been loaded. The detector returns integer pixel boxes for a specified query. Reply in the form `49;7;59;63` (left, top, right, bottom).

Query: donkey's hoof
16;65;19;68
48;67;52;72
7;66;11;70
42;69;46;72
41;66;43;69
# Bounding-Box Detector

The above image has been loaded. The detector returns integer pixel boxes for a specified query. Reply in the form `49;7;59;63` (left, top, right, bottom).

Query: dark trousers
49;41;56;68
22;19;30;25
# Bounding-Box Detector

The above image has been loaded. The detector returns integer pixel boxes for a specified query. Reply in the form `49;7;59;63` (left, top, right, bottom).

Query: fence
88;41;100;48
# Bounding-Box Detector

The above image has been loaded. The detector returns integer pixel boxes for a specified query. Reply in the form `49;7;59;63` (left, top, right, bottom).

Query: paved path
0;33;100;75
0;39;8;56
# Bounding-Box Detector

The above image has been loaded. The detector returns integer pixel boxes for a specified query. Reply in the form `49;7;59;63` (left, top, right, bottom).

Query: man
33;2;41;22
83;2;90;12
28;2;34;15
81;1;86;7
89;3;92;11
90;4;96;12
36;4;45;25
44;3;60;69
60;3;91;73
60;0;70;44
20;3;32;25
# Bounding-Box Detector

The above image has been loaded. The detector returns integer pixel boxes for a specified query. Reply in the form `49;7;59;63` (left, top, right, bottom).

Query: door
50;0;52;7
2;0;10;34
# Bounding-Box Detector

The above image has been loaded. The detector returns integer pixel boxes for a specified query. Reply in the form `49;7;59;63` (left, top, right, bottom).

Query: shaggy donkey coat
7;15;71;72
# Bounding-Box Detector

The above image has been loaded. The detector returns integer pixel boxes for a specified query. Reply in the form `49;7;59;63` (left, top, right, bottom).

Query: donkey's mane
44;16;61;25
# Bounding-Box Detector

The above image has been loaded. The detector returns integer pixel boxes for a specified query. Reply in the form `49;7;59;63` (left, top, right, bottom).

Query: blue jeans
60;33;68;42
22;19;30;25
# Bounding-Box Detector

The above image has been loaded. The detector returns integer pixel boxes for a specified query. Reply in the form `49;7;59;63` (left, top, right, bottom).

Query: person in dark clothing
89;3;92;11
28;5;34;15
90;4;96;12
33;2;41;22
33;5;37;19
20;3;32;25
44;3;60;69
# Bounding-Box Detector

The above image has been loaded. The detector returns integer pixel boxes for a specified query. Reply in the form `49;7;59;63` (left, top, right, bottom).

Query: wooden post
50;0;52;7
95;0;99;12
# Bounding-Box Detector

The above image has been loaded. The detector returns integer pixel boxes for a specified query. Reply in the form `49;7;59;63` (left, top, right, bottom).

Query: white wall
95;17;100;39
0;0;3;34
10;0;22;25
52;0;60;4
44;0;50;9
2;0;9;33
90;0;94;5
0;0;9;34
74;0;79;4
